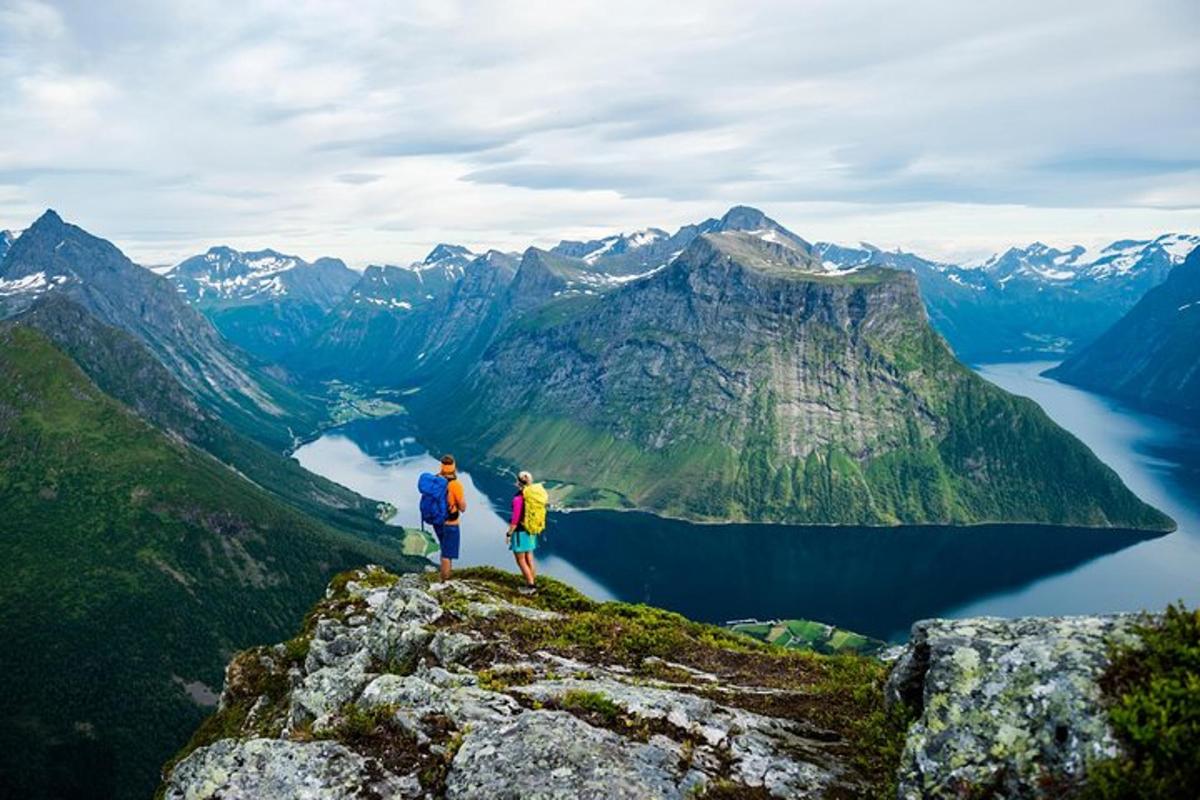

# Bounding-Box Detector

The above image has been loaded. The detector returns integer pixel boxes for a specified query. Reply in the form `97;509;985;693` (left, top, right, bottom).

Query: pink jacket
510;492;524;528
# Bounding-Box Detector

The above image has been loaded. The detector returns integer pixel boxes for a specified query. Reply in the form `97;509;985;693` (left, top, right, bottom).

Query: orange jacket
440;463;466;525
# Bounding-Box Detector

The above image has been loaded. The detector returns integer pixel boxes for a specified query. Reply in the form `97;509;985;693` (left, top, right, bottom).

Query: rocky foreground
159;567;1146;799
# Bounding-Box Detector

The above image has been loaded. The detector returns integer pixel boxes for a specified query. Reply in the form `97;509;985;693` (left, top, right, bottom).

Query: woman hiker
507;470;539;595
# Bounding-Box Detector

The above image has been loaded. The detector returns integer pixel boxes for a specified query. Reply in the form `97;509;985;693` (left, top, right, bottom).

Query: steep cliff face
159;567;905;799
1047;247;1200;420
430;231;1169;528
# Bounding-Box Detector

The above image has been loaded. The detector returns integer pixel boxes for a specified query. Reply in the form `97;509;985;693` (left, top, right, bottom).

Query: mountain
298;247;518;384
168;246;359;361
412;219;1169;528
817;234;1200;362
0;229;15;262
297;206;819;386
0;323;422;800
14;293;393;536
550;204;811;278
1046;247;1200;420
0;211;323;448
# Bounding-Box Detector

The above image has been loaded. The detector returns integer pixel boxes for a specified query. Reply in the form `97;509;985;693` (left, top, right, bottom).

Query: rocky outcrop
161;567;1162;799
886;615;1141;799
160;566;895;799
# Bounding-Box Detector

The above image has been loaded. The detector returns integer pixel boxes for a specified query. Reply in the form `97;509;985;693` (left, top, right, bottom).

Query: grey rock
888;614;1141;799
445;710;686;800
514;678;845;796
429;629;484;667
359;673;520;727
162;738;416;799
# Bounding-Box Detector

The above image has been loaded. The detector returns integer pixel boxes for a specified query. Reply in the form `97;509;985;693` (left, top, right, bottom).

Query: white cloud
0;0;1196;267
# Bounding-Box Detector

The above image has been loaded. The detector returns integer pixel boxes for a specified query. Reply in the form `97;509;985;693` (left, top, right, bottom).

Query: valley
293;363;1200;642
0;206;1195;799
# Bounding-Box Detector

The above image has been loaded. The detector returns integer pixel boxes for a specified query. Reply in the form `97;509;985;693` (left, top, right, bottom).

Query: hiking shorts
509;529;538;554
433;523;460;560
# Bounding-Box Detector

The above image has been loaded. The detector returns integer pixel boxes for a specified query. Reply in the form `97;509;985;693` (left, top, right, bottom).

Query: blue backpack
418;472;450;528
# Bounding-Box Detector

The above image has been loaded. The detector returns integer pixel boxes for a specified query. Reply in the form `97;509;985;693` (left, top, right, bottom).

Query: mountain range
1047;247;1200;420
0;213;432;799
161;212;1196;369
816;234;1199;362
0;205;1185;799
164;203;1164;528
167;246;359;361
0;211;324;449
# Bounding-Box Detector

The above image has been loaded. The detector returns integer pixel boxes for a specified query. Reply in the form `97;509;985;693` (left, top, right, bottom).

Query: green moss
1083;604;1200;799
559;690;622;725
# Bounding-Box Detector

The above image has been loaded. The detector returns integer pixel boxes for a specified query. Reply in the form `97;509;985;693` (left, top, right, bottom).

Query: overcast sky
1;0;1197;267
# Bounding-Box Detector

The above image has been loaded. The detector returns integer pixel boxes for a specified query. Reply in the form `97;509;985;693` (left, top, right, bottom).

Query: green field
728;618;888;656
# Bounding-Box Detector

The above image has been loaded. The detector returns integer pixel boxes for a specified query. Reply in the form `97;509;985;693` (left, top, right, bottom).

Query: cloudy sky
1;0;1197;267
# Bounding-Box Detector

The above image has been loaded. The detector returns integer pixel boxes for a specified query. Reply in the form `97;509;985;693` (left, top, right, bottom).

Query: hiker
418;454;466;581
507;470;548;595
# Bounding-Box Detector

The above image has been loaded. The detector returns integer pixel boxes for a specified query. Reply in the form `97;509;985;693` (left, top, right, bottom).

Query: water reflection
295;417;616;600
536;512;1150;640
296;400;1173;641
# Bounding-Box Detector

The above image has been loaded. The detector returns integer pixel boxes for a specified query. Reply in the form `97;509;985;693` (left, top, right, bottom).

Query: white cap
518;470;533;484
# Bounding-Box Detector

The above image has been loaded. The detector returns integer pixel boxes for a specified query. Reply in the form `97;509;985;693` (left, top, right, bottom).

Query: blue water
294;363;1199;641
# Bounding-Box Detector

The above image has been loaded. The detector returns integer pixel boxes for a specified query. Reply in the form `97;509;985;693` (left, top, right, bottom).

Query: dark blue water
295;362;1199;641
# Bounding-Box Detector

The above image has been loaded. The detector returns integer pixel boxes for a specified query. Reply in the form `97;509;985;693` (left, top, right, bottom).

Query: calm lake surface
294;362;1200;641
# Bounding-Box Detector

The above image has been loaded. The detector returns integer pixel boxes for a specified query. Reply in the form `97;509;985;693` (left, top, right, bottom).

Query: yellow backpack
521;483;549;535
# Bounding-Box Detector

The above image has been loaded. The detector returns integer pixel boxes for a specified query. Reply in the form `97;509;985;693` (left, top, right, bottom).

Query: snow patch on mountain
0;271;69;296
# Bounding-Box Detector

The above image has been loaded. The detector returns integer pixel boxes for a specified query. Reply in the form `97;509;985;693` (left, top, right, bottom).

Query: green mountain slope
0;324;421;800
419;231;1170;529
1047;247;1200;420
16;294;391;537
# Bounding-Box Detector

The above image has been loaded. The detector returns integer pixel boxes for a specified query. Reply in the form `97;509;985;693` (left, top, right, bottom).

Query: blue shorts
433;523;460;560
509;530;538;553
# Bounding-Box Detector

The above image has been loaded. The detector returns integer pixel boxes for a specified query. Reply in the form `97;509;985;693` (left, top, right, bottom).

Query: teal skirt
509;530;538;553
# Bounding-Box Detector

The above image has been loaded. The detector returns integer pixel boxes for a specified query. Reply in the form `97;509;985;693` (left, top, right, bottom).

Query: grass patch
558;689;622;725
441;569;909;796
1082;604;1200;799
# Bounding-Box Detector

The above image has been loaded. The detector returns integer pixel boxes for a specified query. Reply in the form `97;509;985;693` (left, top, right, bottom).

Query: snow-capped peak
423;243;474;265
168;244;351;304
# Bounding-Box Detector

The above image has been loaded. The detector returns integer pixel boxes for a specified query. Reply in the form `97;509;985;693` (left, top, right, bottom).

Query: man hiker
507;470;548;595
418;454;466;581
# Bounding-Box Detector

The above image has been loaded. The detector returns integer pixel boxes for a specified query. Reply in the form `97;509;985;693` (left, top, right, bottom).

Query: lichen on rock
886;614;1143;798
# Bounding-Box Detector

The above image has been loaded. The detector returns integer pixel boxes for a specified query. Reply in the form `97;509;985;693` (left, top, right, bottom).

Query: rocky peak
710;205;813;255
1;207;123;283
424;243;475;266
29;208;65;231
0;228;17;262
716;204;771;231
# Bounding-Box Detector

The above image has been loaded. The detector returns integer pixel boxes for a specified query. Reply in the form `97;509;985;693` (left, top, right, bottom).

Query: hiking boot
519;584;538;596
